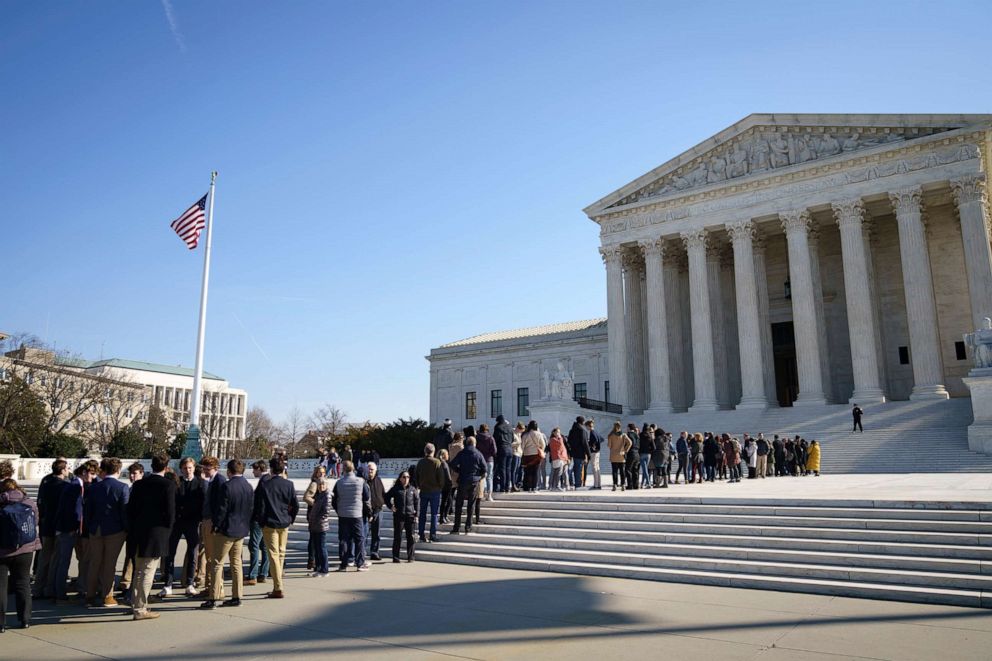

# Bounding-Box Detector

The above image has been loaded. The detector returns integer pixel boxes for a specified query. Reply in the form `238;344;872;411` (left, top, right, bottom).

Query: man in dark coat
492;415;514;494
83;457;130;607
253;457;299;598
852;404;864;432
432;419;454;453
201;459;254;609
161;457;205;598
566;416;591;490
450;437;487;535
364;462;386;561
126;453;176;620
34;459;68;598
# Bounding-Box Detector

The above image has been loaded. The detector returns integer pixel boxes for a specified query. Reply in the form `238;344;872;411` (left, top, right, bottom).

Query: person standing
197;456;225;600
51;464;90;602
364;462;386;561
520;421;546;492
450;437;486;535
244;461;270;586
385;470;418;562
852;404;864;432
161;457;205;598
807;440;822;476
773;435;786;477
201;460;253;610
0;478;40;631
651;428;670;488
126;453;175;621
566;416;591;490
493;415;514;494
433;419;454;454
306;477;331;576
332;460;371;572
607;422;631;491
302;466;326;572
252;456;299;597
83;458;129;608
755;434;769;479
585;420;603;490
415;444;444;544
547;428;569;491
475;424;497;501
119;462;144;602
33;459;68;599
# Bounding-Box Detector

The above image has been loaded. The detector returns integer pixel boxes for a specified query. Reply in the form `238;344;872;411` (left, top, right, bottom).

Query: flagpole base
183;425;205;462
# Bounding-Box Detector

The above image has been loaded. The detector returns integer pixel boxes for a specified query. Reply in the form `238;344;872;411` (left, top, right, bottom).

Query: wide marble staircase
626;397;988;473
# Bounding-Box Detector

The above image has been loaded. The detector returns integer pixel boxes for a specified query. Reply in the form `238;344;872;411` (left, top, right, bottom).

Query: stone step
479;506;992;533
422;539;992;591
412;550;990;608
477;513;990;545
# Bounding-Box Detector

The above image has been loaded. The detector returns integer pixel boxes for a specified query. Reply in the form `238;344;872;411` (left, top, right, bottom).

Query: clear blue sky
3;1;992;425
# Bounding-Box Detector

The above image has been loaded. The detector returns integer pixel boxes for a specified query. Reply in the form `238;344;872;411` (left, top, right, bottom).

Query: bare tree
280;405;308;458
231;405;277;458
310;404;347;441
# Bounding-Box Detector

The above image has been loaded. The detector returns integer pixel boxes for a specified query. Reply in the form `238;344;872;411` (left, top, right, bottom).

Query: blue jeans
494;454;513;492
52;531;76;599
246;521;269;580
364;511;381;557
639;454;651;485
337;517;366;568
418;492;441;538
310;530;328;574
485;459;494;495
571;459;585;488
511;455;522;487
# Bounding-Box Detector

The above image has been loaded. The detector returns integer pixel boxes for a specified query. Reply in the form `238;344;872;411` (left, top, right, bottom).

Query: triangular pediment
584;113;992;217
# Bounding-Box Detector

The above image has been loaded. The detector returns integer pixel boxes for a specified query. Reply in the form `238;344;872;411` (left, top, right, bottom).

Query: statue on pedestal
964;317;992;372
541;361;575;401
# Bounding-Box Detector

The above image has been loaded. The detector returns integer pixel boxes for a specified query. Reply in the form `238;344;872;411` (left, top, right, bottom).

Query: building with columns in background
430;114;992;426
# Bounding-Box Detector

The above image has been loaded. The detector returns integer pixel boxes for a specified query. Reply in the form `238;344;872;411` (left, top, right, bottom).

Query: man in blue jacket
450;437;487;535
202;459;254;609
83;457;129;607
252;456;299;598
34;459;68;598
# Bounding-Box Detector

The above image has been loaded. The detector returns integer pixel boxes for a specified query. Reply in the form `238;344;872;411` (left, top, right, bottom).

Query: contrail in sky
160;0;187;52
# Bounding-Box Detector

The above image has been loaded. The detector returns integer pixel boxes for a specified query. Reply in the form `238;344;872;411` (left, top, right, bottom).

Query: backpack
0;501;37;550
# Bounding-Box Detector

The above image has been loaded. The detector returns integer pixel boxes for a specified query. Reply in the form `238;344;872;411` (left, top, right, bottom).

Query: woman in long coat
806;440;821;476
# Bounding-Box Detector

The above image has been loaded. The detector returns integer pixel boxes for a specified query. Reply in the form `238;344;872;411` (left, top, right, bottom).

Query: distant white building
427;319;609;430
80;359;247;457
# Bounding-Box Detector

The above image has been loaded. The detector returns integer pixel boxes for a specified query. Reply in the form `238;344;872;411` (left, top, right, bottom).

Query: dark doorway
772;322;798;407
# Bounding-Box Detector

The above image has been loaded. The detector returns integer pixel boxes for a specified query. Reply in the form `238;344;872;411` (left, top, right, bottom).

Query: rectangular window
490;389;502;418
465;391;477;420
898;346;910;365
604;380;610;404
517;387;529;417
573;382;587;400
955;341;967;361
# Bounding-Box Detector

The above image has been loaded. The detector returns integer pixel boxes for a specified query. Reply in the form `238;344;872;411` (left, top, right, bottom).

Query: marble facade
588;114;992;414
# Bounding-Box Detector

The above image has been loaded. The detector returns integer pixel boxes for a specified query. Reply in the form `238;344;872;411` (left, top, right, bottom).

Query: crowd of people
0;416;823;630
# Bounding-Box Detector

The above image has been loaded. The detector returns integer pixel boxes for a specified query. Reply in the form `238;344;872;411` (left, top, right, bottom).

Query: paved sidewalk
4;561;992;660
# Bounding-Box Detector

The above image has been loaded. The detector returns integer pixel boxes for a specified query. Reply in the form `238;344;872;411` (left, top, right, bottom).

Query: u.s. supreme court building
428;114;992;430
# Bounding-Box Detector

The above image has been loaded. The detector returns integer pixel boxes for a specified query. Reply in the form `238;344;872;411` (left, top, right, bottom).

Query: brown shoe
133;610;160;621
257;577;267;584
244;578;257;586
266;590;284;599
104;596;119;607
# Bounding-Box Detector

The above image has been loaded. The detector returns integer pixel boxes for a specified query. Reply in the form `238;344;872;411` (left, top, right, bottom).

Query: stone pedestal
528;400;620;437
964;369;992;455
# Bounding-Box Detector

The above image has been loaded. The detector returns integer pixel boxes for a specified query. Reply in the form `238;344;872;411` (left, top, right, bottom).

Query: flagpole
183;170;218;461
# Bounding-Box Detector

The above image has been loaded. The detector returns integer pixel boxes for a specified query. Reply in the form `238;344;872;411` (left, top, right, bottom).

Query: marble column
951;175;992;330
623;250;647;412
663;244;689;411
781;209;828;405
753;235;778;406
639;239;674;414
807;225;833;403
600;246;629;409
832;198;886;404
863;219;889;398
889;187;949;400
720;245;742;406
681;229;719;411
706;241;729;409
727;220;768;408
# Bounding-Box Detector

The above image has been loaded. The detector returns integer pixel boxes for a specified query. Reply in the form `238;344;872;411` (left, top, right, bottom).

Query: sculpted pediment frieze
607;125;954;209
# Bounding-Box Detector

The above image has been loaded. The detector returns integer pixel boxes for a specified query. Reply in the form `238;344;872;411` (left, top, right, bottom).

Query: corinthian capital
951;174;988;207
622;247;644;273
598;244;624;265
780;209;811;235
637;238;665;258
726;220;755;245
888;186;923;214
680;229;709;252
832;198;866;229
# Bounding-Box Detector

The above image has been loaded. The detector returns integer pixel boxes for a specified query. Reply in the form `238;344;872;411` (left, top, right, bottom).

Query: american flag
170;194;208;249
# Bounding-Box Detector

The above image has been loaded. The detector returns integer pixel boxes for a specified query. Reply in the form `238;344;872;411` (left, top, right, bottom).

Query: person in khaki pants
200;459;253;609
252;456;299;598
197;457;225;598
126;453;175;621
82;458;130;607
